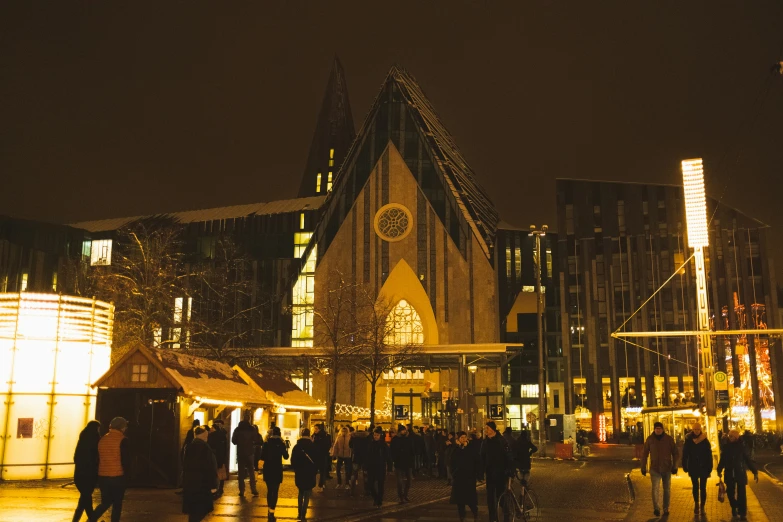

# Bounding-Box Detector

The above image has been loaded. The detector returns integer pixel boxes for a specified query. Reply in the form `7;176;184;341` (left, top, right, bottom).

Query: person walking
718;429;758;521
436;429;448;480
450;431;480;522
72;420;101;522
480;421;513;522
312;423;331;490
502;427;516;450
331;426;353;489
410;425;424;476
260;426;289;521
390;424;415;504
182;426;218;522
253;425;264;471
422;426;435;476
513;430;538;483
291;428;318;521
445;432;456;486
93;417;131;522
366;426;391;508
350;427;371;496
641;421;678;517
681;422;712;515
207;419;228;497
232;416;259;497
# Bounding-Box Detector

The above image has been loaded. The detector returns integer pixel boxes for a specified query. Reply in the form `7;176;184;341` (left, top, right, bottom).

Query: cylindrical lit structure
0;293;113;480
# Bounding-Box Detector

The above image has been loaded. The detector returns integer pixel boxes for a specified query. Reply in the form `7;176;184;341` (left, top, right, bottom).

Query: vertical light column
682;158;718;456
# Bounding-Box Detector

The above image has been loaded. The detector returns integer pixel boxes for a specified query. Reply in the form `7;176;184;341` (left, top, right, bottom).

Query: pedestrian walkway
0;470;454;521
625;469;777;521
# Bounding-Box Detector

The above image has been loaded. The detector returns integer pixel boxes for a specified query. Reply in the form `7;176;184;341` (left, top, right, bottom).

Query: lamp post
681;158;719;455
530;224;548;456
468;365;477;429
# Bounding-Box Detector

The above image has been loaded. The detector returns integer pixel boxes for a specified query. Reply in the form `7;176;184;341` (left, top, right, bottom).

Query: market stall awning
234;365;325;412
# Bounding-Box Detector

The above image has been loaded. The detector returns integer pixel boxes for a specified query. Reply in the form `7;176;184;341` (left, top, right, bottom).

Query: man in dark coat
312;423;332;490
366;426;392;508
182;426;218;522
207;419;228;497
422;426;435;476
232;418;258;497
502;427;516;450
409;425;425;476
291;429;317;521
718;429;758;520
451;431;481;522
260;426;290;522
72;420;101;522
513;430;538;482
681;422;713;515
480;421;512;522
349;428;371;496
390;424;415;503
436;429;449;479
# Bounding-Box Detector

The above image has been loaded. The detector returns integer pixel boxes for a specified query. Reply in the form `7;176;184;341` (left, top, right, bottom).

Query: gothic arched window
385;299;424;346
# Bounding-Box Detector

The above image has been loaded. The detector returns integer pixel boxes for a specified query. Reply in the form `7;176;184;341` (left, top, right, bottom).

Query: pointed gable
297;57;357;198
312;65;499;262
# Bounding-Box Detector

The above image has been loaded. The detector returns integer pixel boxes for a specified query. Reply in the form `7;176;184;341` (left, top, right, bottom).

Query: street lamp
468;365;478;429
529;224;548;456
682;158;718;455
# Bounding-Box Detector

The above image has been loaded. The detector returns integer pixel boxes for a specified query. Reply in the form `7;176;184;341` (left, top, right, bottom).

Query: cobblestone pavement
626;468;783;522
355;459;635;521
0;470;453;522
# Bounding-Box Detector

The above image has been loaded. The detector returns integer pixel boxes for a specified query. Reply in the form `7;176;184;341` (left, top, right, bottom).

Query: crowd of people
70;417;539;522
640;421;760;521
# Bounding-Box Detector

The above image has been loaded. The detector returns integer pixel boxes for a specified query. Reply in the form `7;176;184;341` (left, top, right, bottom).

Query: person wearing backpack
291;429;318;522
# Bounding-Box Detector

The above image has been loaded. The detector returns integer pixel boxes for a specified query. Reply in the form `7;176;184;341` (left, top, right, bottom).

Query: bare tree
353;285;421;428
189;236;272;362
312;269;361;432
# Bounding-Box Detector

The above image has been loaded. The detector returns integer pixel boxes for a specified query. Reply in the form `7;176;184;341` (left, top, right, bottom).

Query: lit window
329;148;335;167
546;249;553;278
316;173;322;193
174;297;183;324
153;328;162;347
20;273;28;292
187;297;192;322
520;384;539;398
514;247;521;278
294;232;312;258
385;299;424;346
327;172;333;192
131;364;149;382
90;239;113;266
172;327;181;349
82;241;92;259
52;272;57;292
505;246;511;279
300;212;305;230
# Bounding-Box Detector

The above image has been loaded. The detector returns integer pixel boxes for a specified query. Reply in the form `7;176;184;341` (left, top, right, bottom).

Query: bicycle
497;469;540;522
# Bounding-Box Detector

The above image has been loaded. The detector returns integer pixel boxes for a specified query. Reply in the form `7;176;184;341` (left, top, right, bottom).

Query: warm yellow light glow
681;158;709;248
316;173;322;193
0;293;113;480
274;403;326;411
385;299;424;345
194;396;244;408
468;365;478;373
327;172;333;192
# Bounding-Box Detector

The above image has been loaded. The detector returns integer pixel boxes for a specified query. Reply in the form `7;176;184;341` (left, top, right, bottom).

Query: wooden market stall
93;345;271;486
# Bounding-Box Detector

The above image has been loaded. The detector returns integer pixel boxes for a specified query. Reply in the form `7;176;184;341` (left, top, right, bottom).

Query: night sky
2;2;782;270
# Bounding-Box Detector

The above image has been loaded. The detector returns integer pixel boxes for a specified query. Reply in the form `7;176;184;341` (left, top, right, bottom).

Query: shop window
90;239;113;266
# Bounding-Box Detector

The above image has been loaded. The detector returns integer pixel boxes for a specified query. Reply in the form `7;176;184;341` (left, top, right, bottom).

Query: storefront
94;346;270;486
641;405;704;443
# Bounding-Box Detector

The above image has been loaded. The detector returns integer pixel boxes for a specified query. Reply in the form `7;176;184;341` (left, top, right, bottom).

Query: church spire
297;57;356;198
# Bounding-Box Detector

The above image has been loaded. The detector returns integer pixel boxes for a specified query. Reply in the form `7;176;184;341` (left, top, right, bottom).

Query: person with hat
390;424;415;503
718;429;758;521
207;419;228;498
260;426;289;522
366;426;392;508
641;421;678;517
291;428;317;521
181;426;218;522
480;421;513;522
93;416;131;522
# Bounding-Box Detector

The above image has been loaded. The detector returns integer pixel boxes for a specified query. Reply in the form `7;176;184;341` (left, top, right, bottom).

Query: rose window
374;204;413;242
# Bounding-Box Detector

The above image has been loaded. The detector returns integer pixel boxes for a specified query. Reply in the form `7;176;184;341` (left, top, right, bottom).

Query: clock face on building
374;203;413;242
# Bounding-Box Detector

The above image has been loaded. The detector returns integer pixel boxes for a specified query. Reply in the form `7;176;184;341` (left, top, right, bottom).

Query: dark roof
69;196;326;233
240;366;300;395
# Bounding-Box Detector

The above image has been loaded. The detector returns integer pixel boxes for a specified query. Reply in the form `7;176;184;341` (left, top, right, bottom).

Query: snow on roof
69;196;326;233
149;347;270;405
239;366;325;411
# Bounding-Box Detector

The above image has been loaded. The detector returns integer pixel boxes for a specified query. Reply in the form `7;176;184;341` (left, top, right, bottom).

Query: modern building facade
556;178;781;434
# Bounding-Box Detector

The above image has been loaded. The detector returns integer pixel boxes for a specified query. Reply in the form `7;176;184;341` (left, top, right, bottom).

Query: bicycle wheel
498;490;518;522
519;488;539;522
